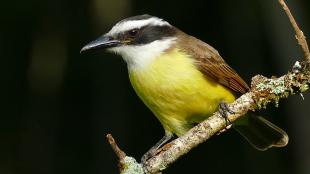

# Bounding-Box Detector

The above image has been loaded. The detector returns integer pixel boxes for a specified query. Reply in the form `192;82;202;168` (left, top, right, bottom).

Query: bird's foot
216;101;234;135
141;133;173;165
141;147;158;164
219;101;235;126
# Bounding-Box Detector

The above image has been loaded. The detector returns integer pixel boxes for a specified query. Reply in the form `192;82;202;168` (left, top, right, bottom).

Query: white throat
108;37;176;70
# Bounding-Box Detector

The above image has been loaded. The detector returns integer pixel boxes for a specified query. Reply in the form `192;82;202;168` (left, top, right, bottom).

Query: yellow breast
128;48;235;136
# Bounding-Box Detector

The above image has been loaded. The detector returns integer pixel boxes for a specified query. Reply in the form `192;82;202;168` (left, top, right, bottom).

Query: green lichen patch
251;69;310;110
121;157;144;174
255;77;286;94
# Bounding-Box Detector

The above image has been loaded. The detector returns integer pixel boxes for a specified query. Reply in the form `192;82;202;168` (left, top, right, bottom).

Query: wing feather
178;34;249;94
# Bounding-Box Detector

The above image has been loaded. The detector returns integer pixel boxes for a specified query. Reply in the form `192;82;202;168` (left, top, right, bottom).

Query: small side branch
106;134;144;174
278;0;310;63
106;134;126;160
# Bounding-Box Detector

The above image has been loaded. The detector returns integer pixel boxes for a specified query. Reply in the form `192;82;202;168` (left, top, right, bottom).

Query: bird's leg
217;101;234;135
219;101;234;127
141;132;173;164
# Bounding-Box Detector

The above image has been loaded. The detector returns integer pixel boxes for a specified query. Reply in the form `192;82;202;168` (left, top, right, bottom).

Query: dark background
2;0;310;174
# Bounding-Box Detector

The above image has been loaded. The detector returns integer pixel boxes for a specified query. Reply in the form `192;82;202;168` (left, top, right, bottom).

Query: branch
278;0;310;63
106;0;310;173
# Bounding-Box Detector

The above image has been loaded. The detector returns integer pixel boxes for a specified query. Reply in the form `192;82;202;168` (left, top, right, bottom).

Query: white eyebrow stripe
108;17;170;36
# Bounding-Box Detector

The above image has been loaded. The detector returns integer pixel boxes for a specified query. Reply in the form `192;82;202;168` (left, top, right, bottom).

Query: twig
278;0;310;63
106;134;144;174
107;0;310;173
106;134;126;160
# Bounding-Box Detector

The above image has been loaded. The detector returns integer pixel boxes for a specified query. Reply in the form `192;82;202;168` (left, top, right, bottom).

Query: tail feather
233;114;289;151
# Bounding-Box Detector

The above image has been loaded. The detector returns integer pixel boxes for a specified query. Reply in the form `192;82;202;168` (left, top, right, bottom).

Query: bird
81;14;288;162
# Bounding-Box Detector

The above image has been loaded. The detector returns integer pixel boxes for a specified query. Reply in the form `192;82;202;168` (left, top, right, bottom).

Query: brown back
176;29;249;94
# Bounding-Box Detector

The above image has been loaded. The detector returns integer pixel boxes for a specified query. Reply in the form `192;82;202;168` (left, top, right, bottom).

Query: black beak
80;35;121;53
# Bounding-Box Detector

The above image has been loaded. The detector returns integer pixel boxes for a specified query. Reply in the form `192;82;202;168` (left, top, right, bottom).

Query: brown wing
178;34;249;94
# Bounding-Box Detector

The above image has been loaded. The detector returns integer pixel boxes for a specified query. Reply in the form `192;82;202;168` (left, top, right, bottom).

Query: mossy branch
106;0;310;173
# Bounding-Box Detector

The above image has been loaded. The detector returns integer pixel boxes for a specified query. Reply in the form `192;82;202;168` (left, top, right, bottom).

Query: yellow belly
129;48;235;136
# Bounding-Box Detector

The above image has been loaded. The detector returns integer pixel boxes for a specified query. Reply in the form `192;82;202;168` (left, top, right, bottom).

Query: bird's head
81;14;178;69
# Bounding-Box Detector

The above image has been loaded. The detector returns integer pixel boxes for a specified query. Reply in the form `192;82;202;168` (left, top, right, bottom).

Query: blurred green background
1;0;310;173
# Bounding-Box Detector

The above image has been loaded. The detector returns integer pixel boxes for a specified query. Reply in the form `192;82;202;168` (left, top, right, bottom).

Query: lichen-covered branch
107;0;310;174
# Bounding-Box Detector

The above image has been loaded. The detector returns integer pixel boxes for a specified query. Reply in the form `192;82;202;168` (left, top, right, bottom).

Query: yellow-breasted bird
81;14;288;162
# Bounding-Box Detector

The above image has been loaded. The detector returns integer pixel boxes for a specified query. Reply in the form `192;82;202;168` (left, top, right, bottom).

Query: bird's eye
128;29;138;36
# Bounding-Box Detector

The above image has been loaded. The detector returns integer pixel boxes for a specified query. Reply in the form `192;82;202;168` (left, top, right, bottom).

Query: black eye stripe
129;29;138;36
119;26;145;39
126;28;143;37
136;25;176;44
121;25;176;45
